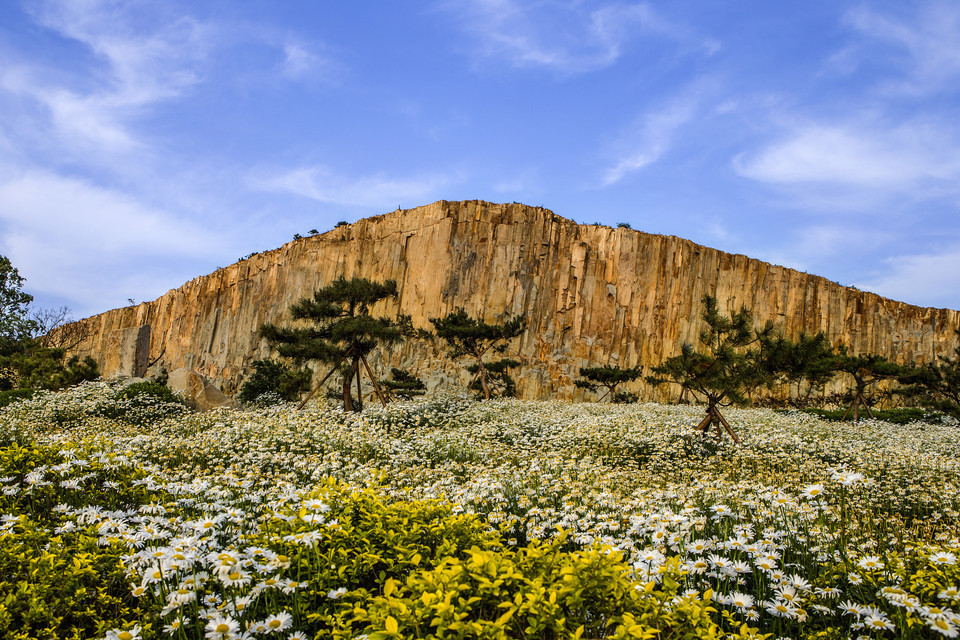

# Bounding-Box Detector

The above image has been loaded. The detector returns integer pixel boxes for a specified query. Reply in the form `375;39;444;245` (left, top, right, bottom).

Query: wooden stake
360;354;389;408
297;352;348;410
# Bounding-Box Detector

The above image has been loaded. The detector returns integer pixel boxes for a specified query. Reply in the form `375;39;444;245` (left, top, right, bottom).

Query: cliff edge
65;200;960;400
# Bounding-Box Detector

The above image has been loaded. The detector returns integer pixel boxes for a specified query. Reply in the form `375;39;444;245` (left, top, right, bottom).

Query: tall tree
429;309;526;400
259;277;404;412
647;295;774;444
575;365;643;403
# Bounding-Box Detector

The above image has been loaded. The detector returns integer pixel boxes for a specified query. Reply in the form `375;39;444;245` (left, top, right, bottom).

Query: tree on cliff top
429;308;526;400
647;295;775;444
575;365;643;403
259;276;404;412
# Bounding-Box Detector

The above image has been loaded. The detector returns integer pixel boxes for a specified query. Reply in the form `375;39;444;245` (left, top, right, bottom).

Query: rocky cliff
66;200;960;400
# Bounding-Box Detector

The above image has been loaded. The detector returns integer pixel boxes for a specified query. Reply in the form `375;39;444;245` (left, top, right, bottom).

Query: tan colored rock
167;367;238;411
62;200;960;401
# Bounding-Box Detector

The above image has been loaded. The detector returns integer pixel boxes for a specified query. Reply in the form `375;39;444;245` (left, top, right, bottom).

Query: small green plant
96;381;188;425
238;359;311;405
379;367;426;400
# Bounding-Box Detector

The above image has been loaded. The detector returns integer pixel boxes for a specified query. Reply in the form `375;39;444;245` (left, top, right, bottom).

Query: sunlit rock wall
65;200;960;400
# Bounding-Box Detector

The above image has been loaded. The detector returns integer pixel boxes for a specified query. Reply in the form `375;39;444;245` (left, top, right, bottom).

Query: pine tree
762;332;838;407
835;352;905;421
647;295;774;444
575;365;643;403
379;368;426;400
259;277;403;411
429;309;526;400
898;332;960;420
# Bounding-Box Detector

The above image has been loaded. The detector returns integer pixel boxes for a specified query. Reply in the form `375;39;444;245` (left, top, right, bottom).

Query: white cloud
857;247;960;310
601;96;699;185
281;41;331;80
6;0;212;155
842;0;960;95
734;119;960;201
443;0;718;74
0;168;223;311
255;166;453;209
601;79;717;185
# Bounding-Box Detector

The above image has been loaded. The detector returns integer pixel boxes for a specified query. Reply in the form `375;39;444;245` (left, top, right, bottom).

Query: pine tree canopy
648;296;773;408
430;308;527;400
260;277;403;364
258;276;404;411
429;309;526;359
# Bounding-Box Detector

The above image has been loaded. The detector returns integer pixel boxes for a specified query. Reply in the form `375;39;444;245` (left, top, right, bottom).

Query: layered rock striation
65;200;960;400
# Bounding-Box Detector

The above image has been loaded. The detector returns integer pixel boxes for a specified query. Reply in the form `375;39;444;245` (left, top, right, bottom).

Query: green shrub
0;388;34;408
238;359;311;405
796;406;941;424
335;544;726;640
95;381;188;425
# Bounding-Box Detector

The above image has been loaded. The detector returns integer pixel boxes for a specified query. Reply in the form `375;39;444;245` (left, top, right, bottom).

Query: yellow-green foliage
339;546;728;639
0;521;140;640
0;443;164;640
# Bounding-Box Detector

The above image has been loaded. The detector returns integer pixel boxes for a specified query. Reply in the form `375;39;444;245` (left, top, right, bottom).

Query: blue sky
1;1;959;318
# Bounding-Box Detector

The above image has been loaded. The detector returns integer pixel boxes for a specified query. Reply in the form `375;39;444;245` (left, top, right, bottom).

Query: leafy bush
337;543;727;640
795;406;942;424
96;381;188;425
0;388;34;408
238;359;311;405
115;381;180;404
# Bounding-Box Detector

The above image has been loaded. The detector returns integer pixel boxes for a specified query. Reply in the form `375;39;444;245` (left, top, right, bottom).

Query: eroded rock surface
63;200;960;400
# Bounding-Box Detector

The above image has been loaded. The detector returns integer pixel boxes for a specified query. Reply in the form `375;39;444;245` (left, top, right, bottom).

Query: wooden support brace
360;354;389;408
297;352;348;410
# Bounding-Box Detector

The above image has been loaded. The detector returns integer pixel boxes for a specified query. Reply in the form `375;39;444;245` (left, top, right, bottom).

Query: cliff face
67;200;960;400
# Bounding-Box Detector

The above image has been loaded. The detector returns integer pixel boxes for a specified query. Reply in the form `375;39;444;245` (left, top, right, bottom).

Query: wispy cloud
255;165;454;210
600;79;720;185
0;168;224;313
733;117;960;210
840;0;960;95
7;0;212;155
279;39;335;81
857;245;960;310
601;93;700;185
442;0;718;74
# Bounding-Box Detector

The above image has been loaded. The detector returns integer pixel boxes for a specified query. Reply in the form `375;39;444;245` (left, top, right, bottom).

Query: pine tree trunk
474;352;493;400
342;359;359;412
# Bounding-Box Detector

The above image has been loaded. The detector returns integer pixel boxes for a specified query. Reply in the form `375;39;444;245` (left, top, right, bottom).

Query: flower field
1;382;959;639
